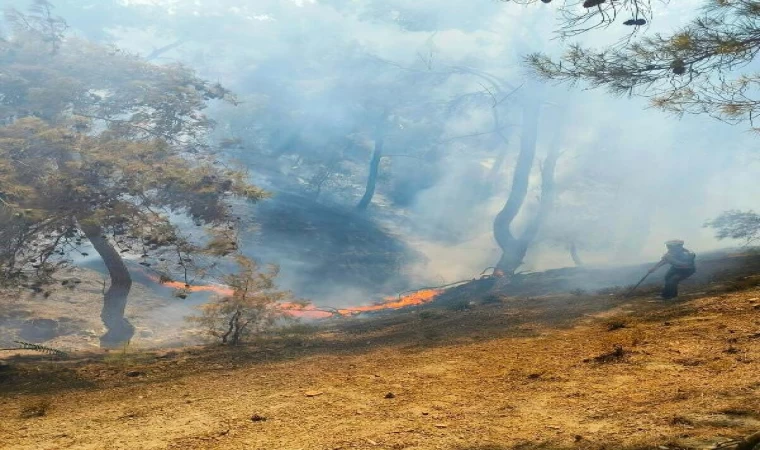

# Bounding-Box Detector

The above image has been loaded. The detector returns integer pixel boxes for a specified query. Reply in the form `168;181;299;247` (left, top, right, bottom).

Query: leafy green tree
0;3;265;347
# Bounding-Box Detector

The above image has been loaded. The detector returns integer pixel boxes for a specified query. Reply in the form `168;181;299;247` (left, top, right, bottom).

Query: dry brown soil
1;283;760;450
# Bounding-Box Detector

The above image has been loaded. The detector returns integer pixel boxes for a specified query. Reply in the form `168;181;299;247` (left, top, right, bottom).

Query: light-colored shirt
662;248;696;269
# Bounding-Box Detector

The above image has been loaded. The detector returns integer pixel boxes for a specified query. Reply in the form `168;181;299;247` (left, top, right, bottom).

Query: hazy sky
7;0;758;281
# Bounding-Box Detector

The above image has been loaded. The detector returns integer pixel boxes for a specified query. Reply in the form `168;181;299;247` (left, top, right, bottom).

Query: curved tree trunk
493;100;541;275
508;132;561;268
493;96;564;277
356;137;384;211
80;223;135;348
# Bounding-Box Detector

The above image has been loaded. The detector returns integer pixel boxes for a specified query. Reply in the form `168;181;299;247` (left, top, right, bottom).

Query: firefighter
648;240;696;299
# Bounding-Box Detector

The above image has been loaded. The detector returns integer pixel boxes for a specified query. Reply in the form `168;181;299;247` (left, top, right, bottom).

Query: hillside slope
1;285;759;450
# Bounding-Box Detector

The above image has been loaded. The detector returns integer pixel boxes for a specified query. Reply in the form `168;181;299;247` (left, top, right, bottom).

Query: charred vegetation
246;192;421;301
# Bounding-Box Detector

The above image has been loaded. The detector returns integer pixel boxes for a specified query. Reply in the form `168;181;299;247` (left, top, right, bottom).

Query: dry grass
18;399;51;419
0;285;758;449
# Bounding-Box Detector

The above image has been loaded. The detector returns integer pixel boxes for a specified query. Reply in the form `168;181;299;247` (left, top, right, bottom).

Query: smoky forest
1;1;760;449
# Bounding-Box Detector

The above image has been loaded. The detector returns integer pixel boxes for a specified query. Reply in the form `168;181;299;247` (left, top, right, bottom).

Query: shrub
190;256;300;346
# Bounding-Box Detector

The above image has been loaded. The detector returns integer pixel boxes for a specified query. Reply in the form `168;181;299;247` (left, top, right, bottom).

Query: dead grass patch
2;275;760;450
19;399;51;419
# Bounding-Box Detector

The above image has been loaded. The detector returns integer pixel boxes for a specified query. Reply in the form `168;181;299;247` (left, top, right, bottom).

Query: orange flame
334;289;443;315
153;278;441;319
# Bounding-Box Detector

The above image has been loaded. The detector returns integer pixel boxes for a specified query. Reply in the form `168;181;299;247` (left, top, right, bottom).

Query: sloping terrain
0;268;205;352
1;280;759;450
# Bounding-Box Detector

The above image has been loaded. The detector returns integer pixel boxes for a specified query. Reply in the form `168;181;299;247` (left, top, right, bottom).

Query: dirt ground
1;281;759;449
0;268;207;352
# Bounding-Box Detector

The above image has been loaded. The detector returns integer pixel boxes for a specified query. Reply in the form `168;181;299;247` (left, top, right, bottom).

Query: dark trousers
662;267;695;299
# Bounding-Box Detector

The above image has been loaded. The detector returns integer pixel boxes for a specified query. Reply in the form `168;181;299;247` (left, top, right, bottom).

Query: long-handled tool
625;271;653;297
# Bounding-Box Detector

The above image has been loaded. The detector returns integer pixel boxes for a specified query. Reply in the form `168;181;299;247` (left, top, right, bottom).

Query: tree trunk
569;242;583;266
493;100;541;275
493;95;564;277
80;223;135;348
516;127;561;249
356;137;384;211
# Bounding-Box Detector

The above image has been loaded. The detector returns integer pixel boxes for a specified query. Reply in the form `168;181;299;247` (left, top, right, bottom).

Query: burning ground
1;253;760;449
1;251;759;351
0;265;444;354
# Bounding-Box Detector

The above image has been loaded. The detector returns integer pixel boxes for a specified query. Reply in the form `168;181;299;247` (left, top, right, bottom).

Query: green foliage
521;0;760;127
0;4;266;287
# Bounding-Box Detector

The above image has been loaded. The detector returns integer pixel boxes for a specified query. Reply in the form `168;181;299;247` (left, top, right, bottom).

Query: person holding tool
647;239;696;299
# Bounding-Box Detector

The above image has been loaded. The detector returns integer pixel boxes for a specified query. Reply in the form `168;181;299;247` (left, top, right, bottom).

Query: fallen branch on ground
0;341;68;359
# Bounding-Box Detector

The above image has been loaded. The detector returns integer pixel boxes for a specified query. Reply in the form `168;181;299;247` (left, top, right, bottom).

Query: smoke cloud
8;0;757;308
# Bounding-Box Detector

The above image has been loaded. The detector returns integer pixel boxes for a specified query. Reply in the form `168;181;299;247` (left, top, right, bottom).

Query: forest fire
153;278;443;319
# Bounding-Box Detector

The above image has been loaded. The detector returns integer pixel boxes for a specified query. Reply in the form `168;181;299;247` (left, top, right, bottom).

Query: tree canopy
705;210;760;245
517;0;760;128
0;2;266;346
506;0;657;37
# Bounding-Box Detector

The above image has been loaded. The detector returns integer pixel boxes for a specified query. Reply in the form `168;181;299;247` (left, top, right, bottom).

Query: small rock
250;414;267;422
125;371;145;377
384;392;396;399
304;391;323;397
434;424;448;429
574;435;583;442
